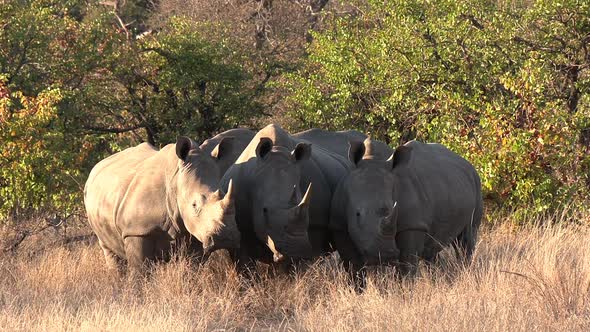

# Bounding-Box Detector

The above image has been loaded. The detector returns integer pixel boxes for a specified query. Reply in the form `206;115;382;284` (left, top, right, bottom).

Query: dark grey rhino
84;136;239;271
220;124;352;274
294;128;368;158
330;138;483;287
199;128;255;176
295;128;391;160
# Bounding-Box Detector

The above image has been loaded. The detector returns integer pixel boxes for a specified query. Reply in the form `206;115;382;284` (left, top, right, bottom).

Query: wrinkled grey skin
330;138;483;289
200;128;255;176
84;137;240;271
294;128;369;158
295;128;393;160
220;124;351;275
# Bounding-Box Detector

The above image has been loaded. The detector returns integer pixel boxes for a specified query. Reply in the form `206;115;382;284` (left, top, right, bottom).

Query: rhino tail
472;197;483;244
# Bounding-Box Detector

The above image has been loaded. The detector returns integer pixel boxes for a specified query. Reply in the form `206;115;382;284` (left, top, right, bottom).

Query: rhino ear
348;140;365;166
292;142;311;162
211;136;234;161
387;145;412;170
176;136;195;161
256;137;273;160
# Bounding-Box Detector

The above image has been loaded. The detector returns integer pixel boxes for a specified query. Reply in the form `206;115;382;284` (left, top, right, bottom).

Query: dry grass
2;211;590;331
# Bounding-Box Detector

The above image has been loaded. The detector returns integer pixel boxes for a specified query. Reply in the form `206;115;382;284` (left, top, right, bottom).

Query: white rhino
84;136;239;270
220;124;352;275
298;130;483;289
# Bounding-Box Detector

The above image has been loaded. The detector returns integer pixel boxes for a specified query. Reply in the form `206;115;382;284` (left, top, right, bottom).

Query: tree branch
81;124;143;134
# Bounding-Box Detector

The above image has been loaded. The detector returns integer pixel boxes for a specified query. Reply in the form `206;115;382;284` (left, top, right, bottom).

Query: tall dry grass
1;210;590;331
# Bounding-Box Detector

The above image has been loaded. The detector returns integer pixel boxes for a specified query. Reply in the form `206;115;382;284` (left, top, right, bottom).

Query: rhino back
85;143;176;257
395;141;481;245
115;145;181;238
294;128;367;159
200;128;255;175
85;143;158;256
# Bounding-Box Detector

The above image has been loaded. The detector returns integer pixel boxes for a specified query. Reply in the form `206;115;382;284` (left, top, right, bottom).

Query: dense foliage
1;0;589;219
0;0;263;218
286;0;590;214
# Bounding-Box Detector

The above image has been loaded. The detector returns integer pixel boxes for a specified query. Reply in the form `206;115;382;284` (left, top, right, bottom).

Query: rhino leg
453;222;476;265
99;240;123;271
230;248;259;280
268;260;291;277
396;230;426;278
309;229;332;257
183;236;208;265
332;231;366;293
124;236;156;272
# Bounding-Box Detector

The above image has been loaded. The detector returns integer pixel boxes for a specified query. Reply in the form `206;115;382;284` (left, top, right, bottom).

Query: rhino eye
263;207;268;214
355;211;361;217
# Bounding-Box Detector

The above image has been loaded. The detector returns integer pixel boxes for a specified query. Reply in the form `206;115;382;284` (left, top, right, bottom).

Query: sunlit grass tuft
1;211;590;331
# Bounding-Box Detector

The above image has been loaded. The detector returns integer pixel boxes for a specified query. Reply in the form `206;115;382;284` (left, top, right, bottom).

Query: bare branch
82;124;144;134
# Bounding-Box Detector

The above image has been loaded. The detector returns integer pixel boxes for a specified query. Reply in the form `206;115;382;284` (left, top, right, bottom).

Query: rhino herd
84;124;483;290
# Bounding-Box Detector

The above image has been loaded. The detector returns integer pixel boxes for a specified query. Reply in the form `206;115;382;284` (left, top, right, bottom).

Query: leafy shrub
285;0;590;215
0;1;263;218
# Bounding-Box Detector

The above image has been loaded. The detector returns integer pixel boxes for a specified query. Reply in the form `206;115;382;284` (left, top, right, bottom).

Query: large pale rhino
84;136;240;270
220;124;352;274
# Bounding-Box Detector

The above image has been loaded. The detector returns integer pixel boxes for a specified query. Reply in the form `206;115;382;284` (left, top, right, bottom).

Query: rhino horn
212;188;223;201
287;183;312;231
297;183;312;208
221;179;235;212
381;201;398;235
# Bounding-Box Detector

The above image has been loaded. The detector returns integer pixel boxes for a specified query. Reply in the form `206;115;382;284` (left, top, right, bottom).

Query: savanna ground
1;208;590;331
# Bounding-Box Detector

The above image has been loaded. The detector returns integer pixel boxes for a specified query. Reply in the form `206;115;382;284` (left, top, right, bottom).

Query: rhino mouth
202;242;216;260
273;252;285;263
266;236;283;261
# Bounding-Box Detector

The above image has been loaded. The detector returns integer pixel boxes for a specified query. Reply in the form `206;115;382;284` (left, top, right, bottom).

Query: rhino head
250;137;314;263
339;138;412;265
173;136;240;257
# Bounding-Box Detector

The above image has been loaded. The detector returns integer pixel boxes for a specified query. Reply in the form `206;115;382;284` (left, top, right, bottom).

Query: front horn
287;183;312;231
381;201;398;235
297;183;312;207
223;179;234;201
221;179;235;211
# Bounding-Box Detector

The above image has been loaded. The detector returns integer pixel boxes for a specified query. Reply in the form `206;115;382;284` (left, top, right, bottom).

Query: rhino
220;124;352;274
84;136;240;271
294;128;368;158
329;138;483;288
295;128;396;160
199;128;255;175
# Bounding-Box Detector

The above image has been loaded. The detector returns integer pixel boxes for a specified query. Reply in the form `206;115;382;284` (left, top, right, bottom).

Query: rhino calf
330;138;483;290
84;136;240;271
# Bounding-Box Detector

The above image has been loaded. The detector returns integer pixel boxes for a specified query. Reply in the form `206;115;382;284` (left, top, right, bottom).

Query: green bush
0;0;263;219
285;0;590;215
2;0;589;220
